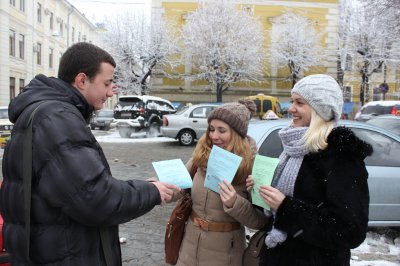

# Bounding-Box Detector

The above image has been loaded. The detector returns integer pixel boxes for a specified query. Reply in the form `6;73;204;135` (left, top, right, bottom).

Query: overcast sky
67;0;151;24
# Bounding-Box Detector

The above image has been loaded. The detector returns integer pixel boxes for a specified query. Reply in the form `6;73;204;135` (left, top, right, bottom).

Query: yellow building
151;0;340;103
1;0;101;106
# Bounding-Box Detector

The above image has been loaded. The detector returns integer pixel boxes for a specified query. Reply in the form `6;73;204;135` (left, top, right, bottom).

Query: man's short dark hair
58;42;116;84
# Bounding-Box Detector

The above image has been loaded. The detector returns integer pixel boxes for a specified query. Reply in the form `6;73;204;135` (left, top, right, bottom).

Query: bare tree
270;12;324;88
340;0;400;104
180;1;265;102
104;12;179;95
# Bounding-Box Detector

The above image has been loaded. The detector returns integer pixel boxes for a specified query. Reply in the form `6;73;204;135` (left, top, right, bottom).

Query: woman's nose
288;104;295;114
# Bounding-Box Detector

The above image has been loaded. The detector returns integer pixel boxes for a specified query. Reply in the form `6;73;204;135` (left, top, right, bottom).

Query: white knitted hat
291;74;343;121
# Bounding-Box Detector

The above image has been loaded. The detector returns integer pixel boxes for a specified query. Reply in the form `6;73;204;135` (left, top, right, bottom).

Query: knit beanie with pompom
207;99;256;138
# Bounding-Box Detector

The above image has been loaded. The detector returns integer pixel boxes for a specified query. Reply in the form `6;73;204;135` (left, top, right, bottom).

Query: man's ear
73;73;87;91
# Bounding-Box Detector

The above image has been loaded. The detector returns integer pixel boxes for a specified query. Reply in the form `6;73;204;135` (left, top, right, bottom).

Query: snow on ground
351;229;400;265
94;130;177;143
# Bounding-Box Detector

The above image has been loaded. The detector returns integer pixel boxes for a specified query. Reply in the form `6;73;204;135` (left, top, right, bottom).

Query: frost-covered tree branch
180;0;265;102
103;12;179;95
364;0;400;36
270;12;324;87
340;0;400;104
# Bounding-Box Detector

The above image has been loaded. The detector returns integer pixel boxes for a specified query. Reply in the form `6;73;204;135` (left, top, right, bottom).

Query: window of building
59;21;64;36
36;43;42;65
19;34;25;59
9;30;16;56
82;34;87;42
345;54;352;71
10;0;16;7
19;79;25;94
49;48;54;68
20;0;25;11
10;77;16;100
78;32;81;42
50;12;54;30
72;27;75;43
343;86;352;102
37;3;42;23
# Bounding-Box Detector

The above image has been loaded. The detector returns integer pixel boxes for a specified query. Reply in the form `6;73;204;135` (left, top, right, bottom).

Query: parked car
161;103;222;146
0;107;13;148
355;100;400;121
248;119;400;227
366;114;400;136
90;109;115;130
112;95;176;138
246;94;283;119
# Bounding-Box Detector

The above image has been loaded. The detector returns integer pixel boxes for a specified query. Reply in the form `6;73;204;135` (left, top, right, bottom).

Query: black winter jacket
0;75;161;265
260;126;372;266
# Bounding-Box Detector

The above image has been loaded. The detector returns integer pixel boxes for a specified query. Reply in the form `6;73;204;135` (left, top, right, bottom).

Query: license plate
121;113;131;118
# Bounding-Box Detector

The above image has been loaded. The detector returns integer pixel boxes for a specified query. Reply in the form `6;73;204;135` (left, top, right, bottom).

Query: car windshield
97;111;114;117
362;105;393;115
0;109;8;119
176;106;190;115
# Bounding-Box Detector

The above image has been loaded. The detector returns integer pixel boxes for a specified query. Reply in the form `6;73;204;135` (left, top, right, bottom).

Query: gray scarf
265;126;309;248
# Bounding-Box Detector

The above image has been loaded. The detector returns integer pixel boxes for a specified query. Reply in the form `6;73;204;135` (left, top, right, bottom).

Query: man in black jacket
0;42;179;265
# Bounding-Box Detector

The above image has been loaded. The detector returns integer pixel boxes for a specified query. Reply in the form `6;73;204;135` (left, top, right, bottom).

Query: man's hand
219;180;237;208
151;182;180;205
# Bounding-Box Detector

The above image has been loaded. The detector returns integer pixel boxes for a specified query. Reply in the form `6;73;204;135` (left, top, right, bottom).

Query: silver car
90;109;115;131
247;119;400;227
161;103;221;146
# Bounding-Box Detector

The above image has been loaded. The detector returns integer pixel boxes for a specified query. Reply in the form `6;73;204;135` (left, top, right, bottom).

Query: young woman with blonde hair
248;74;372;266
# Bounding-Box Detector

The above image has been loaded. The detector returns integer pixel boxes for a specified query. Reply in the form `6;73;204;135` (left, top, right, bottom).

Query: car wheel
90;125;95;130
147;122;160;137
118;128;133;138
179;130;195;146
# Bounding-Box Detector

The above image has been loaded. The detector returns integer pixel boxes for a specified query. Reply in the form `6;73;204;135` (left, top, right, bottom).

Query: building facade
150;0;340;103
1;0;100;106
150;0;399;104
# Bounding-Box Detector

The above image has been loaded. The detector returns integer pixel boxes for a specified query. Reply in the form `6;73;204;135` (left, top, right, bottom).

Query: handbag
242;230;266;266
164;164;197;265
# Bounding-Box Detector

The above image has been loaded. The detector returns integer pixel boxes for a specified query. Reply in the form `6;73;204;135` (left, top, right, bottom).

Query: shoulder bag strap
23;101;47;262
186;163;198;195
100;228;113;266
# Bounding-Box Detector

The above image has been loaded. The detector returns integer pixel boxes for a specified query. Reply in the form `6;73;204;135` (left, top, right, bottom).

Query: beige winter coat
175;137;269;266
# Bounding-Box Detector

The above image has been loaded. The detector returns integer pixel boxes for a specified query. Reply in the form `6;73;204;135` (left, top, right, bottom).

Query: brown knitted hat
207;99;256;137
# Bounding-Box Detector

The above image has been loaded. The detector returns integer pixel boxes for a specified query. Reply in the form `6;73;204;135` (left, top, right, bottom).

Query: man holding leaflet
0;42;179;265
247;74;372;265
171;99;269;266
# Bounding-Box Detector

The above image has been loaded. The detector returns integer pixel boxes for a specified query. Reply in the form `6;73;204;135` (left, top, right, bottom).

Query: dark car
90;109;115;130
366;114;400;136
113;95;176;138
355;100;400;121
248;119;400;227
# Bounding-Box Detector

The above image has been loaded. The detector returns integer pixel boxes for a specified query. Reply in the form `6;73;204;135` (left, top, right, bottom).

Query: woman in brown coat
175;99;269;266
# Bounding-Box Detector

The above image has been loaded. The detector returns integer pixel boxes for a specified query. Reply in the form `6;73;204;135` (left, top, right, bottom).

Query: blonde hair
192;127;253;185
301;109;334;153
